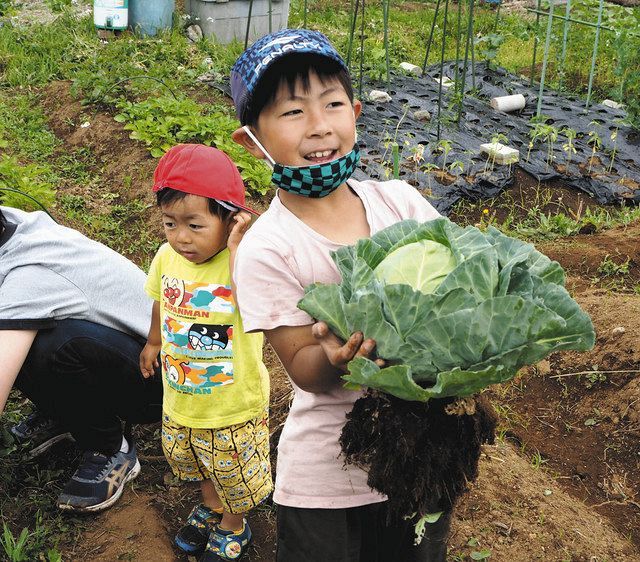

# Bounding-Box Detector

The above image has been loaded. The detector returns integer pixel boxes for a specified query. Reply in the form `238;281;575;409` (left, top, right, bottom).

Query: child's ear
231;127;267;160
353;99;362;120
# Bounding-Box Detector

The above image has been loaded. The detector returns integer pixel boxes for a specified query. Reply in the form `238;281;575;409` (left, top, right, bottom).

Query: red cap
152;144;259;215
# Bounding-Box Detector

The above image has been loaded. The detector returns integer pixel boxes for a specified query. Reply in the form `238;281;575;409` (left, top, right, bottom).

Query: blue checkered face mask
242;126;360;198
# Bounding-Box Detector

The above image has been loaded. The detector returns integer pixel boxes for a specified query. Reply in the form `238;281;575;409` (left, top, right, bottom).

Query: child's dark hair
156;188;236;221
242;53;354;127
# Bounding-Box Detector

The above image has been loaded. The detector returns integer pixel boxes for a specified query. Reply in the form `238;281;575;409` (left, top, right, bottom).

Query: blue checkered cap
231;29;347;123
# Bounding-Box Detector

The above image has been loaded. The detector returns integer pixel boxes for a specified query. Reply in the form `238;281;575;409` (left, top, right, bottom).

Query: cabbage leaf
298;218;595;401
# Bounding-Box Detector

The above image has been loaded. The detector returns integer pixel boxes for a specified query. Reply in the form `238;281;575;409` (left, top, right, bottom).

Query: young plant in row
561;127;577;170
587;124;602;175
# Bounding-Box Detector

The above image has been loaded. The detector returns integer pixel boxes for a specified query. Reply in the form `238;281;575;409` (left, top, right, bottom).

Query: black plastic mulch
213;61;639;214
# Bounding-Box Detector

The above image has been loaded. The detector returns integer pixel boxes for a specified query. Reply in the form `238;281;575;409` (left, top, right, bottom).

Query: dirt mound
499;287;640;547
539;221;640;292
451;442;636;561
42;81;157;204
78;492;175;561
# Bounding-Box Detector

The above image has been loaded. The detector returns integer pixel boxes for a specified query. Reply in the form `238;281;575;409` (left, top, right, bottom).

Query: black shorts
276;501;451;562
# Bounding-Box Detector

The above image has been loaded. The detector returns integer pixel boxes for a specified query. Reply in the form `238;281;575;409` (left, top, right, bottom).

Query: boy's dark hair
242;53;354;127
0;207;5;235
156;188;235;222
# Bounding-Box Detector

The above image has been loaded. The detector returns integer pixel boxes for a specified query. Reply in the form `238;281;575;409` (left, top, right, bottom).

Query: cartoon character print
162;277;185;306
188;324;232;351
164;354;188;385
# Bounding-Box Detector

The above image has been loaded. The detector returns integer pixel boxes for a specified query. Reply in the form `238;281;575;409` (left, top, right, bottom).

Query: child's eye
282;108;302;117
189;224;203;230
163;221;175;228
328;101;345;108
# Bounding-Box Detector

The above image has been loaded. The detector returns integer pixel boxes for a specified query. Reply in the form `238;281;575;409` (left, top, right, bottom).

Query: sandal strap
206;521;251;561
186;504;220;529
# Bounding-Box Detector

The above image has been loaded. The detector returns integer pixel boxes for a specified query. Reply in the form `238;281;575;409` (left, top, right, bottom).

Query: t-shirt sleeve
234;237;312;332
144;246;164;301
0;265;87;330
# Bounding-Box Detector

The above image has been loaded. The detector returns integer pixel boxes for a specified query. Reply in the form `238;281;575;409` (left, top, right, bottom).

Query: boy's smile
161;195;230;264
240;71;361;168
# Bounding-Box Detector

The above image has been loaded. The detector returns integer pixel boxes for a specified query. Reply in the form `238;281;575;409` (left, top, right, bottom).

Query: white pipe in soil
490;94;526;113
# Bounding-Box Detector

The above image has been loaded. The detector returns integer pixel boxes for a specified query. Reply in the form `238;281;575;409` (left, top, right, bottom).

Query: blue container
129;0;175;36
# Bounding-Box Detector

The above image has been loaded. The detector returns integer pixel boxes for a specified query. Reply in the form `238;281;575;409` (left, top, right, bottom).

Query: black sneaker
57;442;140;513
10;412;73;459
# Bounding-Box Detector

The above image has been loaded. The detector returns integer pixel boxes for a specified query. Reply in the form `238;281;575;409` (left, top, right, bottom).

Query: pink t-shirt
234;178;441;509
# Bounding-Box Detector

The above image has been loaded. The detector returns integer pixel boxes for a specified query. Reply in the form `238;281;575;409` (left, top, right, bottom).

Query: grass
58;193;160;264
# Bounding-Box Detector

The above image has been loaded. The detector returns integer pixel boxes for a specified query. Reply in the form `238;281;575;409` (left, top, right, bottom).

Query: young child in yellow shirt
139;144;271;562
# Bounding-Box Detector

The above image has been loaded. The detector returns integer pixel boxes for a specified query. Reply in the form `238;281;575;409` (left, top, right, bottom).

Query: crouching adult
0;205;162;513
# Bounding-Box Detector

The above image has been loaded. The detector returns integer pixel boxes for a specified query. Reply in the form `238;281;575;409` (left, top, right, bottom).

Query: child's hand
312;321;385;373
140;342;161;378
227;211;252;254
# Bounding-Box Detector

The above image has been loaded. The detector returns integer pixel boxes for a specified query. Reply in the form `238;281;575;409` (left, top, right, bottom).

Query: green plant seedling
1;523;30;562
530;450;548;470
484;132;509;173
597;255;630;277
422;162;438;191
470;549;492;560
434;139;454;173
608;126;619;173
560;127;577;170
475;33;504;70
587;122;602;175
449;160;465;176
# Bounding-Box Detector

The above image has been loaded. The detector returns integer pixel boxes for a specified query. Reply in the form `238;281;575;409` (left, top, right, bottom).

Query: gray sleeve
0;265;89;330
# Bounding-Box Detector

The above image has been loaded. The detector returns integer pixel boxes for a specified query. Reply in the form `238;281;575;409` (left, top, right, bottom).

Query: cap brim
234;202;262;216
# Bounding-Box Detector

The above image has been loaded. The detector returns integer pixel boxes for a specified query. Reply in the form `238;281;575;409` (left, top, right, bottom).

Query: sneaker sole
58;458;141;513
27;432;74;459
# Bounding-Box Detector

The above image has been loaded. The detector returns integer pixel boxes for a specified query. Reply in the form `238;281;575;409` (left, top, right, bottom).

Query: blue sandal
175;504;222;554
199;520;252;561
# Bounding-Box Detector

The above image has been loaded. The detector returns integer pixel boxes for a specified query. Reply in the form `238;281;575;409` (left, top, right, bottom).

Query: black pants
15;319;162;455
276;502;451;562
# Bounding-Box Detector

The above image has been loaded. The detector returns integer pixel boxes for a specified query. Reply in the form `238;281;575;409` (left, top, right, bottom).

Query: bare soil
6;80;639;561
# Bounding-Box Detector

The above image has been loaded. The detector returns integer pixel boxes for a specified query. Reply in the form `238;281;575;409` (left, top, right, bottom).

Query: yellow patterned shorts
161;408;272;514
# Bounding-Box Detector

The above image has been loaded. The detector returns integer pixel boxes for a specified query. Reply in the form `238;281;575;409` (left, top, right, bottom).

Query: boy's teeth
308;150;333;158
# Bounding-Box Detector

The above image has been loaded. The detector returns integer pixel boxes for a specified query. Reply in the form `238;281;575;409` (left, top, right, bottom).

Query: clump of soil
339;391;497;521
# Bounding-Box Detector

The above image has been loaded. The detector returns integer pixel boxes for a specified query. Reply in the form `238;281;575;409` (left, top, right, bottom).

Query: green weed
59;193;160;259
1;523;29;562
45;0;72;12
530;450;548;470
0;155;55;212
597;255;630;277
0;513;63;562
114;95;272;195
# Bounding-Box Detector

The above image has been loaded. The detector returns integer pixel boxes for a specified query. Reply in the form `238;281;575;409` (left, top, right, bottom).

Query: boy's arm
266;322;379;393
0;330;37;413
227;211;252;302
140;301;161;378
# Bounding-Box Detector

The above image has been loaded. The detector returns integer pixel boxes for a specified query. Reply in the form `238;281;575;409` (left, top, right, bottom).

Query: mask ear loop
242;126;276;168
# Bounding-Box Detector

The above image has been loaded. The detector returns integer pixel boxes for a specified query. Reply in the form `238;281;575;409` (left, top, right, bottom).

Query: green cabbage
298;217;595;401
374;240;456;295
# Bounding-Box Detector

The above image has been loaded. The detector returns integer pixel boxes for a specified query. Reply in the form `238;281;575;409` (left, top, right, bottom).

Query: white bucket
490;94;526;113
94;0;129;30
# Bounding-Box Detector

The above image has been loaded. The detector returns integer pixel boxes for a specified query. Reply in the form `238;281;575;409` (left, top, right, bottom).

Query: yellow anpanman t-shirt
145;243;269;429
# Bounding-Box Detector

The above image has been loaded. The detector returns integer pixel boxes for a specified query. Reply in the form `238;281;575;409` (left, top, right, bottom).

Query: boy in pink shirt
230;29;450;560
